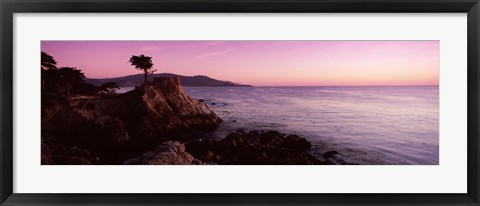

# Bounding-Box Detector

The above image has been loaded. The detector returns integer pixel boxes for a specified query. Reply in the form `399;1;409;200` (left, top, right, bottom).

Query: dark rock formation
124;141;205;165
41;134;99;165
42;76;222;164
322;150;340;158
186;130;332;165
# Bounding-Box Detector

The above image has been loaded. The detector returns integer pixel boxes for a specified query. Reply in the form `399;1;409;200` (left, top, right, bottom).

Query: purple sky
41;41;439;86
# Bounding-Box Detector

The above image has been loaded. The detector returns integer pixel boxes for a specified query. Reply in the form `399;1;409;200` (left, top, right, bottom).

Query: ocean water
181;86;439;165
118;87;135;93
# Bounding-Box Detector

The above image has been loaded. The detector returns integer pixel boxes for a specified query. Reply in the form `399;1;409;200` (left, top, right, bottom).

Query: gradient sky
41;41;439;86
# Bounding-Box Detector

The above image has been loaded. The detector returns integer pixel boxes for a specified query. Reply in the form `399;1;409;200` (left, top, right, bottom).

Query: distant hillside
85;73;252;87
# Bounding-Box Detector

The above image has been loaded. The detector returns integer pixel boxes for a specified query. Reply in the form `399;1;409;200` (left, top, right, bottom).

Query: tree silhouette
56;67;86;100
41;51;57;70
41;51;58;91
41;52;113;100
128;55;156;85
100;82;120;96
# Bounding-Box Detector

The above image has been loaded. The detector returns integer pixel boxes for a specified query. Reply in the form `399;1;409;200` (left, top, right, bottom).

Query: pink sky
41;41;439;86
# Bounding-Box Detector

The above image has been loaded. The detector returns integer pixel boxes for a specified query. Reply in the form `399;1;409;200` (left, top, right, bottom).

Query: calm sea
120;86;439;165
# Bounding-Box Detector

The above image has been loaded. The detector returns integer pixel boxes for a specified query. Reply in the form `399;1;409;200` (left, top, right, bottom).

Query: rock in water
186;130;332;165
322;150;340;158
42;76;222;164
124;141;204;165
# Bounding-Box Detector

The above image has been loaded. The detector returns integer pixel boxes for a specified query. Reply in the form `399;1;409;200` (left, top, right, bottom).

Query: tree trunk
144;70;148;85
66;83;71;101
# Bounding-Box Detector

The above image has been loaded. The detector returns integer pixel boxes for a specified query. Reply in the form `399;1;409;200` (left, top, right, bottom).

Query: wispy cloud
203;41;224;46
196;49;234;59
138;46;164;51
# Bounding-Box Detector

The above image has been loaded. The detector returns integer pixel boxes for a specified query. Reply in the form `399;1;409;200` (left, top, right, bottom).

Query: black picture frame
1;0;479;205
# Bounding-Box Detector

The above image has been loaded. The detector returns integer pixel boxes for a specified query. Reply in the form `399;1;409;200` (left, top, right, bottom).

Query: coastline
42;76;438;165
42;76;335;165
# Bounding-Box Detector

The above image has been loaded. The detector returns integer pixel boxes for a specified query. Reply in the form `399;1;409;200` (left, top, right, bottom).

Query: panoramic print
41;41;439;165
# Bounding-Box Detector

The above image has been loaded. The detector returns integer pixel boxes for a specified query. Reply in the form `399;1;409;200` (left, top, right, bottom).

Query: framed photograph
1;0;479;205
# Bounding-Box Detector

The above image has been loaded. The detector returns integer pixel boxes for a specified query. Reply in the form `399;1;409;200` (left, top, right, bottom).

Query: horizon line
85;73;438;88
120;84;439;87
249;85;439;87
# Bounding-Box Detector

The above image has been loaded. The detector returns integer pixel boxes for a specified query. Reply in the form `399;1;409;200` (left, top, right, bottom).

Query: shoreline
125;129;344;165
42;77;438;165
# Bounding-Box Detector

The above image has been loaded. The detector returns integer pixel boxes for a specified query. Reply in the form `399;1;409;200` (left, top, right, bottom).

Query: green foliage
128;54;157;85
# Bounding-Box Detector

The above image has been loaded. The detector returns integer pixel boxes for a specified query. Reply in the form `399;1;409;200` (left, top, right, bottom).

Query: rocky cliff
185;130;332;165
42;76;222;164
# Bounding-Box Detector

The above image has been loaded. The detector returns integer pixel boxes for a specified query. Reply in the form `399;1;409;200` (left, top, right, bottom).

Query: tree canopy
41;52;120;101
42;62;93;99
128;54;156;85
100;82;120;96
41;51;57;70
56;67;86;83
